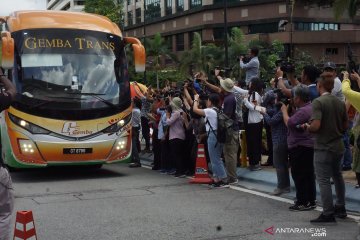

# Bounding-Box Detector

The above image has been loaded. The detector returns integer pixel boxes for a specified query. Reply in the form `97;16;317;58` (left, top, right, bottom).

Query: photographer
281;85;316;212
300;65;321;101
0;69;16;240
343;71;360;188
262;91;290;195
307;72;348;223
239;47;260;85
276;65;299;98
193;93;229;188
323;62;345;102
129;97;142;168
243;78;264;171
136;84;153;153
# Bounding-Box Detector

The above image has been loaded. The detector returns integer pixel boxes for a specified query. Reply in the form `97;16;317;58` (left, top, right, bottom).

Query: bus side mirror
1;31;14;69
124;37;146;73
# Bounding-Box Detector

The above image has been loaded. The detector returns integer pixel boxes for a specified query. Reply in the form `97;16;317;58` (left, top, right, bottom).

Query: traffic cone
189;144;213;184
240;130;248;167
13;211;37;240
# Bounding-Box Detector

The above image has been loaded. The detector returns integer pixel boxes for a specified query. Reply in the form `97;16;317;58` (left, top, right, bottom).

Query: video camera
237;55;251;64
346;43;360;92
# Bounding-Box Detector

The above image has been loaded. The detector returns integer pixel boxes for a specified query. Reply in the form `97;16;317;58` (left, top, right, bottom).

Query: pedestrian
262;91;290;195
239;47;260;85
166;97;186;178
193;93;229;188
343;71;360;188
281;85;317;211
243;78;264;171
307;72;348;223
137;85;153;152
129;97;142;168
322;62;345;102
0;68;17;240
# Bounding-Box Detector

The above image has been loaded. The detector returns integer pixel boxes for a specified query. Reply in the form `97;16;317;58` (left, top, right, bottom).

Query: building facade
47;0;85;12
124;0;360;65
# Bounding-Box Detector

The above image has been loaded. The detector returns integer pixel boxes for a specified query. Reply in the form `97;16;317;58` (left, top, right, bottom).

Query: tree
145;33;177;89
227;27;247;80
179;32;223;77
84;0;123;25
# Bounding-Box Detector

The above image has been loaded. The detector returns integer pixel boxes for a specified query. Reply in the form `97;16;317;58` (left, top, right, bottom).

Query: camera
211;66;232;78
237;56;251;64
276;59;295;73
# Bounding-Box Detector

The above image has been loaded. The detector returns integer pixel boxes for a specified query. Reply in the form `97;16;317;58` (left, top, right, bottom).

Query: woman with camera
193;93;229;188
243;77;264;171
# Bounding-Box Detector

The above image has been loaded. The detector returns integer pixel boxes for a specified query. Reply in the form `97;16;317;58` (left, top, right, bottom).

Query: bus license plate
63;148;93;154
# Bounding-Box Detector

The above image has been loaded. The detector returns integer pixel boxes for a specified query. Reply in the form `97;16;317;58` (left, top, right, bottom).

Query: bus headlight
115;137;127;150
103;114;132;134
9;113;50;134
18;139;35;154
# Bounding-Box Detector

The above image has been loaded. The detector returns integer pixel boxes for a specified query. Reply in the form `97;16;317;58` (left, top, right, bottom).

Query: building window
213;28;224;41
74;0;85;5
145;0;161;20
190;0;202;8
136;8;141;24
248;22;278;34
165;0;172;15
127;0;132;5
127;11;133;25
325;48;338;55
176;33;184;51
164;35;173;50
295;22;339;31
176;0;184;12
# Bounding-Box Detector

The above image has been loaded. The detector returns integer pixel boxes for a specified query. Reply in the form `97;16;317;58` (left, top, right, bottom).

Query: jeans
342;120;353;168
207;132;227;180
314;150;346;216
131;127;140;164
289;146;316;205
223;131;239;181
273;144;290;189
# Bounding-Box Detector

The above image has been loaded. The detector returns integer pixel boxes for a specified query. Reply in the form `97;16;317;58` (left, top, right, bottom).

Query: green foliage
84;0;123;25
145;33;177;70
301;0;359;19
293;48;315;76
179;32;223;77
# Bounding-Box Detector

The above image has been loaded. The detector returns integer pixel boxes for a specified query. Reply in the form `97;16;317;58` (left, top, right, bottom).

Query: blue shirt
263;107;287;146
157;109;167;140
240;56;260;84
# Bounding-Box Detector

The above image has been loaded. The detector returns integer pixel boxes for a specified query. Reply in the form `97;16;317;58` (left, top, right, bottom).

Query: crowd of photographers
129;46;360;224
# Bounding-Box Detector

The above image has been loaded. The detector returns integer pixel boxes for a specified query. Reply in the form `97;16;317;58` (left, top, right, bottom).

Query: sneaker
342;166;352;171
174;174;186;178
160;170;167;174
334;205;347;219
272;187;290;196
289;203;311;211
212;181;230;188
310;214;336;224
167;170;176;175
129;163;142;168
249;164;262;171
307;201;317;210
228;179;239;185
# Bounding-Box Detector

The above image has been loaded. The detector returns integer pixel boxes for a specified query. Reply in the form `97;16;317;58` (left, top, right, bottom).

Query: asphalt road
10;164;360;240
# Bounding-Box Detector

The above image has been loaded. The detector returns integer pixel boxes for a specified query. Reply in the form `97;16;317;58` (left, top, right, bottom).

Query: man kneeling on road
0;68;17;240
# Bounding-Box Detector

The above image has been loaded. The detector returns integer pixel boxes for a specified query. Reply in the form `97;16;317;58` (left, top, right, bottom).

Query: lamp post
288;0;295;59
143;0;147;84
223;0;229;68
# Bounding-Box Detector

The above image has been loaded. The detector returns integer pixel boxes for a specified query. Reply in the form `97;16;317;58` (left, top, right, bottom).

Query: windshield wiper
66;92;119;109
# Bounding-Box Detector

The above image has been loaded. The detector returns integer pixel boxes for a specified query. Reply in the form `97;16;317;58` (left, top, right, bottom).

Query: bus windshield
11;29;131;120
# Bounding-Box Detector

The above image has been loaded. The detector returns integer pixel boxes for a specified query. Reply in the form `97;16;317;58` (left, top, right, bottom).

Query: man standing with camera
0;68;17;240
240;47;260;85
307;72;348;224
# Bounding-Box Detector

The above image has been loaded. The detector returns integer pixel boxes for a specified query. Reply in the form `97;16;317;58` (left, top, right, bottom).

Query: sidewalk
138;151;360;214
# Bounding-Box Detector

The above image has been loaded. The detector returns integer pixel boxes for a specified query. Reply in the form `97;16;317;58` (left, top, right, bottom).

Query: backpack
206;107;234;144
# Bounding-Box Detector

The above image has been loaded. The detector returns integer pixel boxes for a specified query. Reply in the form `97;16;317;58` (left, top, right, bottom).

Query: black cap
323;62;336;70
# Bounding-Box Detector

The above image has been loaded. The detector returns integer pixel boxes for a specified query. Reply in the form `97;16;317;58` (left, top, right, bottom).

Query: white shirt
203;108;217;132
331;77;345;102
244;92;263;124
